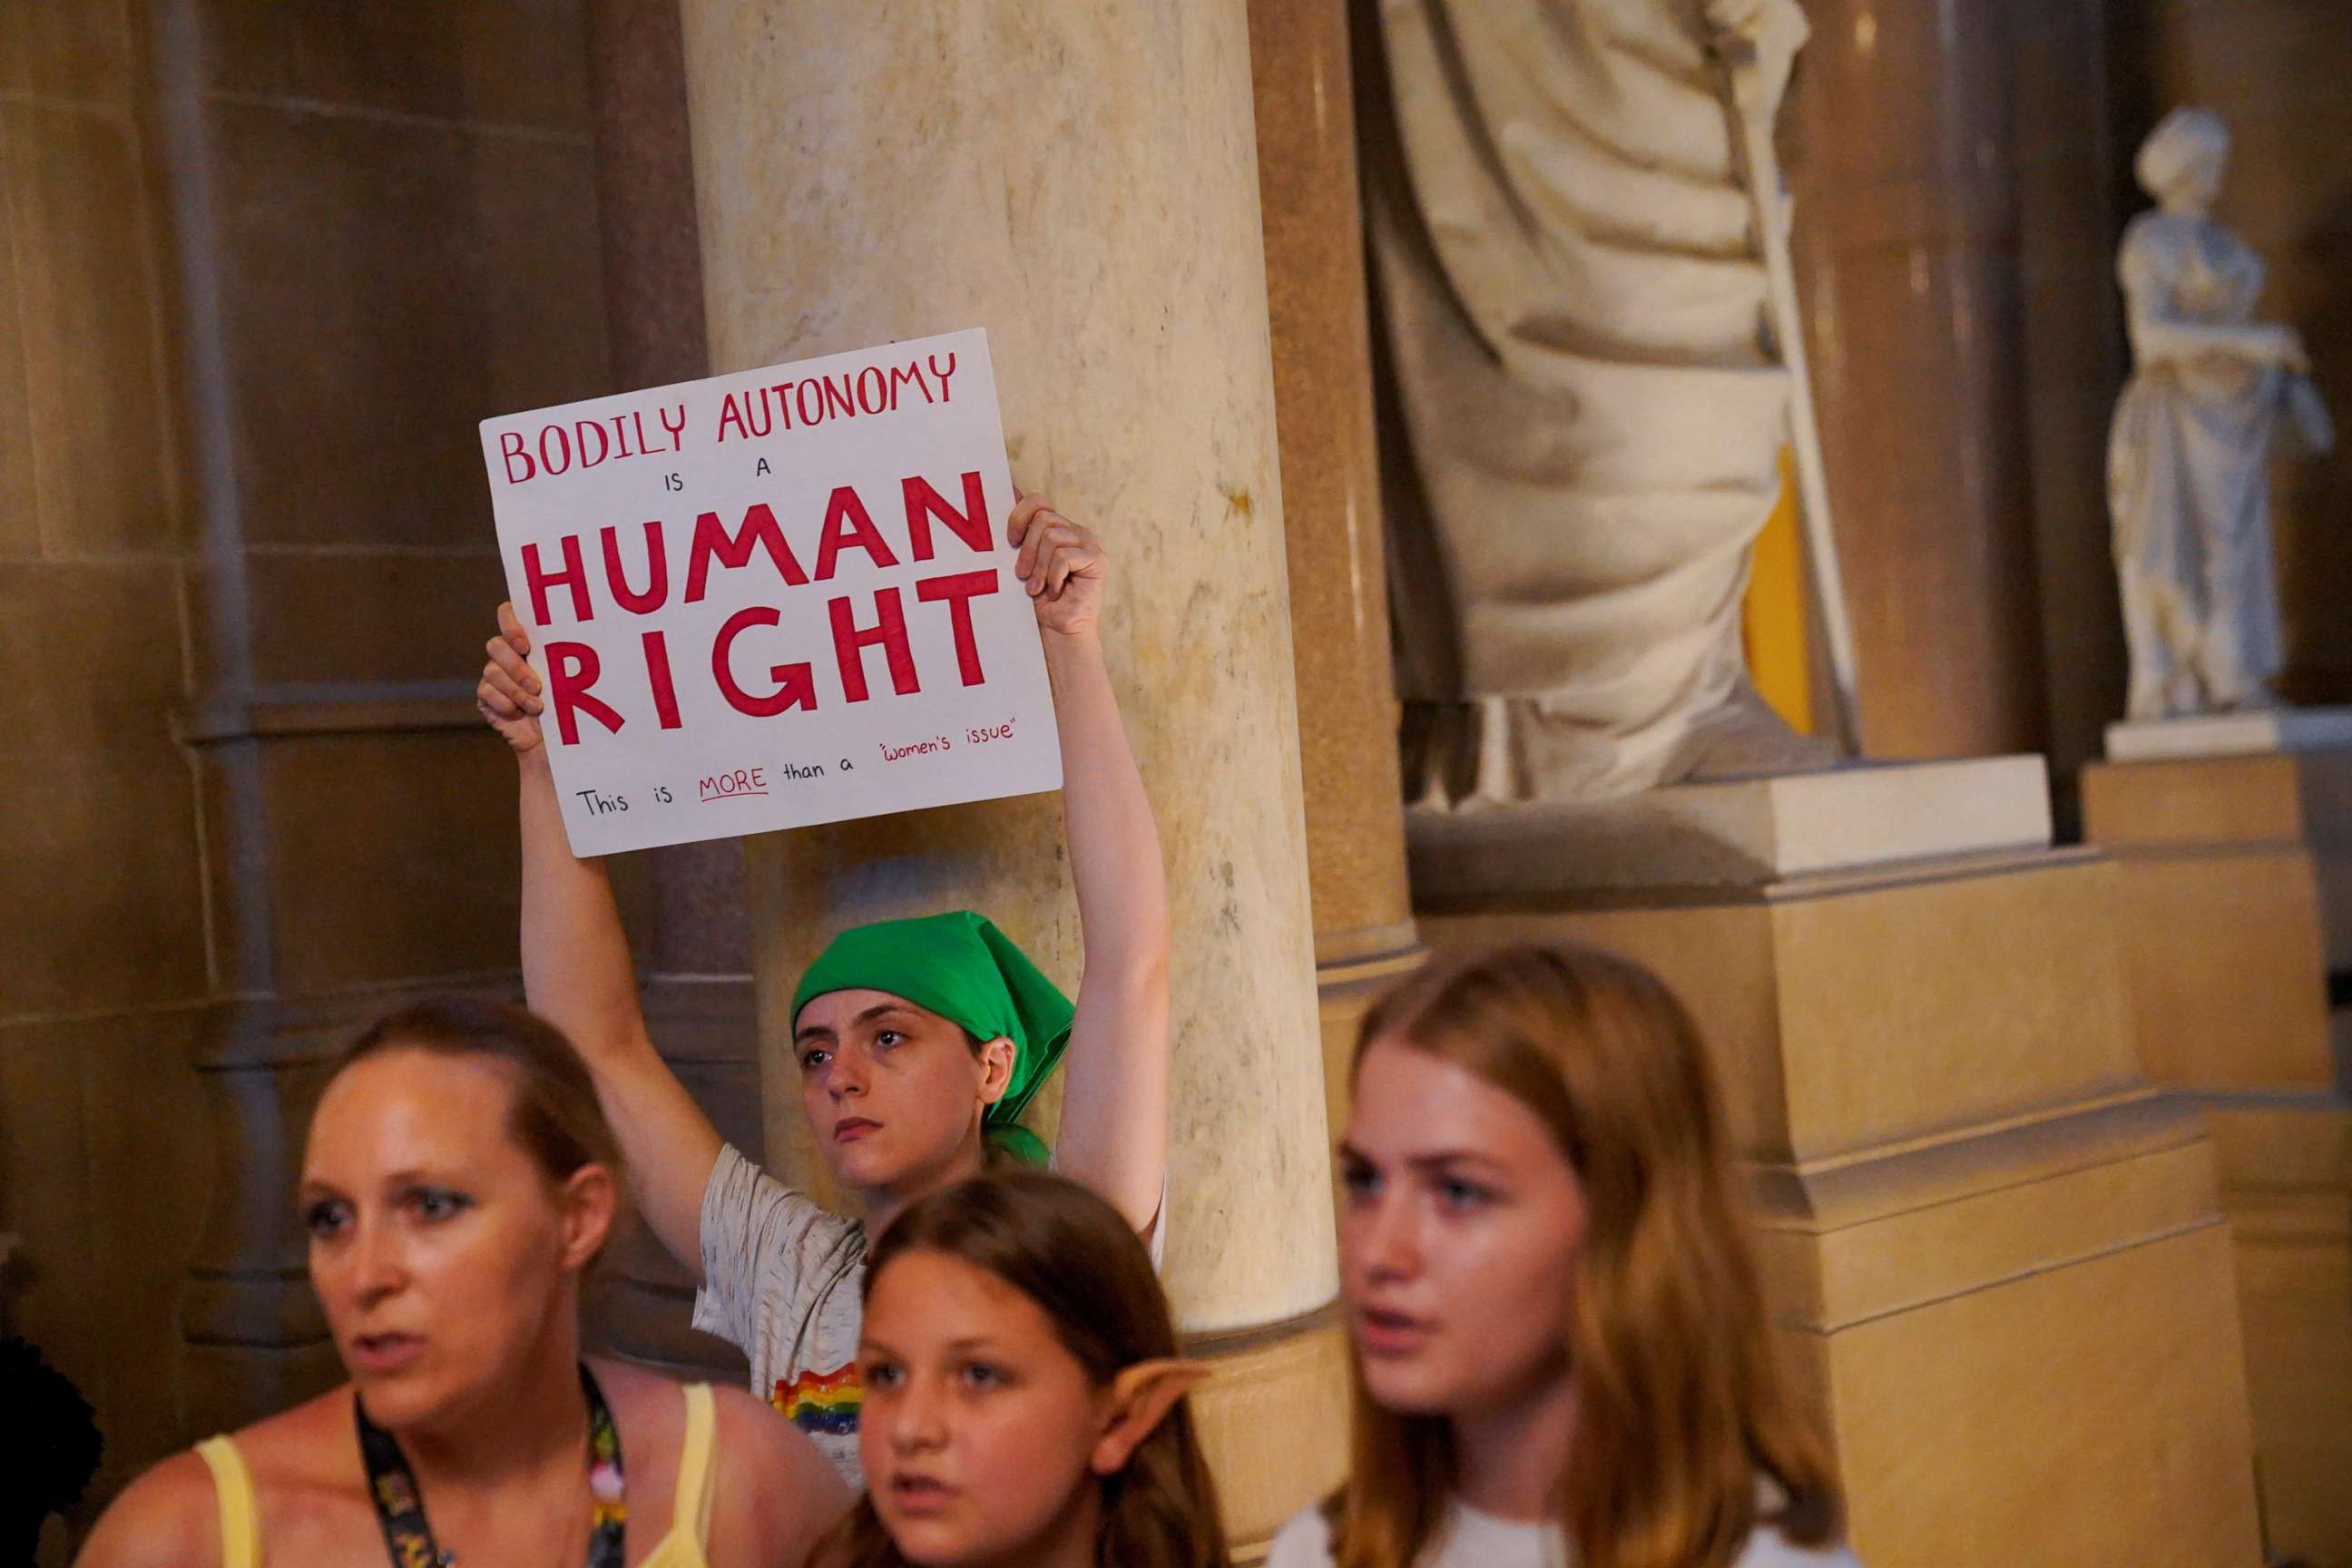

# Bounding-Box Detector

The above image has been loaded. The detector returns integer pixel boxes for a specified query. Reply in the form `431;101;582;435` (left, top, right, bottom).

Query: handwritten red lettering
831;588;919;703
902;472;992;561
545;642;623;745
524;534;594;624
602;520;670;614
813;487;899;581
711;606;818;718
698;768;770;801
888;363;932;405
574;420;611;471
500;429;534;484
716;387;771;442
642;629;683;730
687;503;808;603
916;569;999;686
492;404;685;487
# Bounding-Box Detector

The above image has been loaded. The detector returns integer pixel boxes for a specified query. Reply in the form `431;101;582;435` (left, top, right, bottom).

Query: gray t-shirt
691;1142;1166;1487
693;1144;869;1481
1269;1496;1864;1568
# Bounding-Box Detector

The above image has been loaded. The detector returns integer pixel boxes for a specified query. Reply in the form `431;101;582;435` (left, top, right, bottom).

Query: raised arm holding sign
479;462;1170;1482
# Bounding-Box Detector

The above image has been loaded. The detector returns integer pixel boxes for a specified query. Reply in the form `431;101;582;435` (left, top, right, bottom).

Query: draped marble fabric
1366;0;1819;803
2109;197;2334;717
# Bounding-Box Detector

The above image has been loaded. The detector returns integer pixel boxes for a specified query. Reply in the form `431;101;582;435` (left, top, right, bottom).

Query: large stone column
156;0;604;1437
578;0;757;1382
1246;0;1423;1138
1788;0;2097;769
676;3;1346;1551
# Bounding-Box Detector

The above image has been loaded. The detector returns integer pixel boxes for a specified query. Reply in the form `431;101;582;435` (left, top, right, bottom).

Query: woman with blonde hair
1271;945;1859;1568
78;998;848;1568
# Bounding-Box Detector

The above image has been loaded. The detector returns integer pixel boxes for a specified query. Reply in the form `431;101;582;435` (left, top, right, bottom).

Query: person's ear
557;1162;619;1270
1090;1359;1212;1475
976;1036;1017;1106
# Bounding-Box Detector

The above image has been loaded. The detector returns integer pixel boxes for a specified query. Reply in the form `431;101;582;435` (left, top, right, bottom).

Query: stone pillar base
181;1340;343;1446
1418;845;2264;1566
182;994;364;1436
2207;1101;2352;1568
1183;1308;1351;1563
1314;922;1425;1161
2083;747;2352;977
2086;753;2352;1567
1408;756;2052;897
2105;706;2352;766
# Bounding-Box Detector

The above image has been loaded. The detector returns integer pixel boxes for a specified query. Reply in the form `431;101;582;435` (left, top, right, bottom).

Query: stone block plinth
2085;750;2352;1567
1416;797;2264;1566
2105;706;2352;763
2084;746;2352;976
1409;756;2052;896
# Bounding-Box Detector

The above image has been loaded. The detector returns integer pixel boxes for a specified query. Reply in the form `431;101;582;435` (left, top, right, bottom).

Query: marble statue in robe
2109;107;2335;720
1363;0;1831;804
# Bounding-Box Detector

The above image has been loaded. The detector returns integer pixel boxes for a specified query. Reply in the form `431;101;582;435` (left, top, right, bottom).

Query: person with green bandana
475;492;1171;1486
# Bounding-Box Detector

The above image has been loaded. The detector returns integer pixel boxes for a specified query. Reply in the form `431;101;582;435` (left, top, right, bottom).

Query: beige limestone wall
0;0;214;1519
1420;848;2267;1564
2083;755;2352;1566
6;1;621;1536
680;0;1338;1336
166;0;615;1435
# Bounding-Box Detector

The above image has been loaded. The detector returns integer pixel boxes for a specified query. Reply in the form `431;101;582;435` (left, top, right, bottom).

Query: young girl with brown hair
1272;945;1860;1568
815;1171;1228;1568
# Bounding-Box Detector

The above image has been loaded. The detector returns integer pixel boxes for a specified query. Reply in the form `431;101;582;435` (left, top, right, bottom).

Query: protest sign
480;328;1062;858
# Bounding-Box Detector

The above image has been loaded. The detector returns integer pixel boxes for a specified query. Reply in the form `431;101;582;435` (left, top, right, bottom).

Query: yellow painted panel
1744;446;1813;733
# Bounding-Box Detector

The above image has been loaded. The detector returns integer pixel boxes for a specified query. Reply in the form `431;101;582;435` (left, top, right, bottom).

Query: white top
1268;1496;1863;1568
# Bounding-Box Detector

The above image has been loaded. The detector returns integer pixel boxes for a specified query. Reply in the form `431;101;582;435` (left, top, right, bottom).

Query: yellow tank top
195;1382;721;1568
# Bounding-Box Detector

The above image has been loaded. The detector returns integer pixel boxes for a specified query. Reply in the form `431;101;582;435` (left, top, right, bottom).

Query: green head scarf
789;910;1073;1167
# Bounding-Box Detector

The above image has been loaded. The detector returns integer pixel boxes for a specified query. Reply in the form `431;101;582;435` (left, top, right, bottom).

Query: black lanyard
356;1362;626;1568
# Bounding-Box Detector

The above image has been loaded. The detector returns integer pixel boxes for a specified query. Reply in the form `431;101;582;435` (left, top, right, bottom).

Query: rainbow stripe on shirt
774;1363;862;1436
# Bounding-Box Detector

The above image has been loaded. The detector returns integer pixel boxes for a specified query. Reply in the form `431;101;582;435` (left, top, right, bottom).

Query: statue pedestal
1409;756;2052;894
2084;750;2352;1567
2106;704;2352;763
1413;759;2262;1567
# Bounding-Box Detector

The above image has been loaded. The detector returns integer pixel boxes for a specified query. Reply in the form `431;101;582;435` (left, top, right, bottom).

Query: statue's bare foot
1403;683;1842;809
2213;683;2284;712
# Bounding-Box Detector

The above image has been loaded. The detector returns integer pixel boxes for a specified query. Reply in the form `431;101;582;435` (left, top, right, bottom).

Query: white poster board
480;328;1061;857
